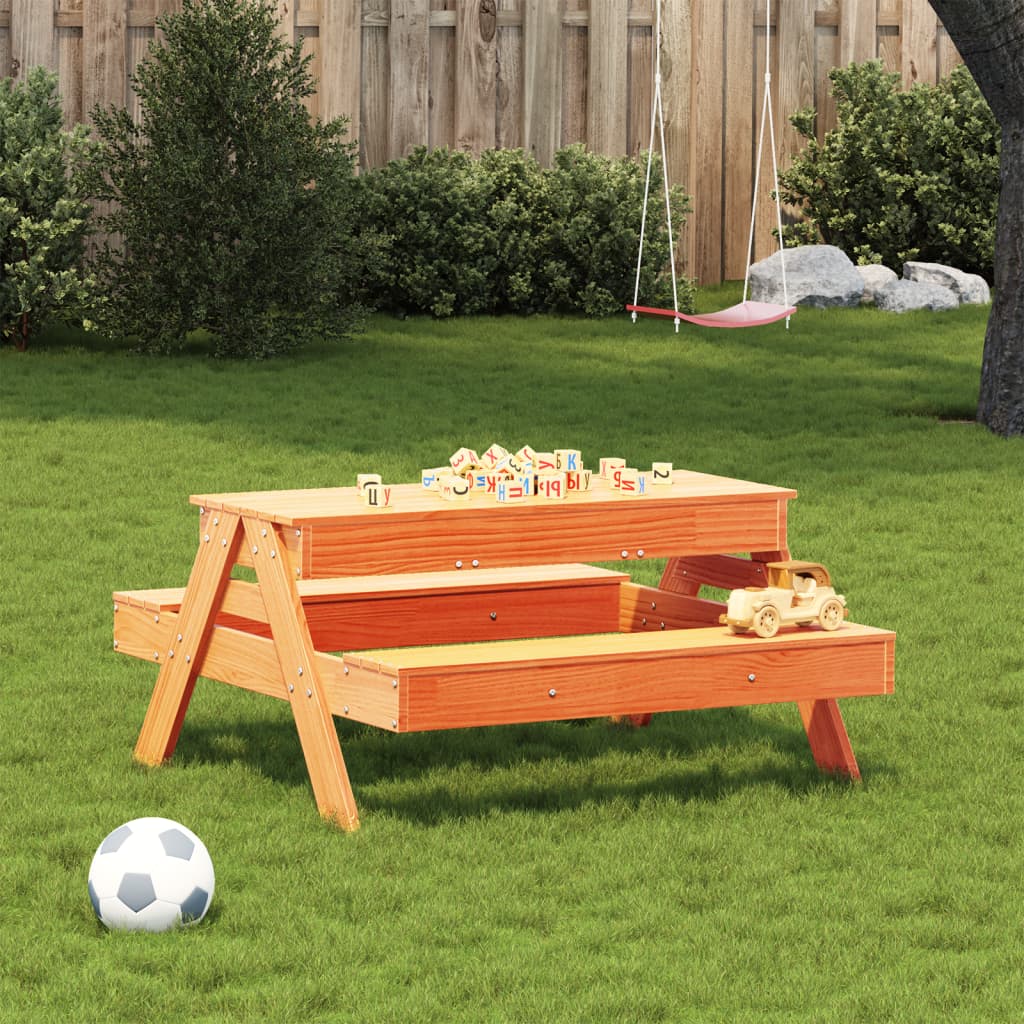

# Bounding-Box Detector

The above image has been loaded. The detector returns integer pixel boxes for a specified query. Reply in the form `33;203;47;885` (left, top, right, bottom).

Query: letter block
566;469;593;492
600;457;626;479
537;473;567;500
534;452;558;474
362;482;393;508
421;467;445;490
439;474;472;500
496;479;528;503
652;462;673;485
356;473;382;495
481;444;509;471
555;449;581;473
449;447;480;476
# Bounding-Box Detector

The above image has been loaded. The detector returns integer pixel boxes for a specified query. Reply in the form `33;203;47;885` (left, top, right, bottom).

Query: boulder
874;279;960;313
856;264;898;305
747;245;864;308
902;261;991;305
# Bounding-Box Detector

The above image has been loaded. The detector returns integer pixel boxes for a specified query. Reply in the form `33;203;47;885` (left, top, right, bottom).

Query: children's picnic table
113;470;894;830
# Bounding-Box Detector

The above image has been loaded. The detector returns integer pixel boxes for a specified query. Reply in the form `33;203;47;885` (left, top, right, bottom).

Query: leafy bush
86;0;374;357
358;144;692;318
779;61;999;278
1;67;95;350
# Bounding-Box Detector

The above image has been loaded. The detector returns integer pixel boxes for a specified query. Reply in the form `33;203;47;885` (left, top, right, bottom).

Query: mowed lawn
1;290;1022;1023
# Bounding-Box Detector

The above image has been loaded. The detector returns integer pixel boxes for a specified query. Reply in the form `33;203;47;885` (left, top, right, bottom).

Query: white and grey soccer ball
88;817;215;932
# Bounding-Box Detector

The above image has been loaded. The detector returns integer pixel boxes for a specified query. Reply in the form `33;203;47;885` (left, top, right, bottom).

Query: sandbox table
113;470;894;830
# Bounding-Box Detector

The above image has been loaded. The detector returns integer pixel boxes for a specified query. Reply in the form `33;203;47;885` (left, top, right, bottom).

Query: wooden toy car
719;561;848;638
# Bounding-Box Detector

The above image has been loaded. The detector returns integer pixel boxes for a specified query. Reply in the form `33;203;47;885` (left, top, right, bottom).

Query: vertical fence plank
495;0;522;149
361;0;390;168
272;0;293;42
12;0;56;73
691;0;724;283
454;0;497;153
901;0;936;87
152;0;181;45
57;1;84;128
660;0;692;280
522;0;561;165
83;0;128;122
777;0;814;226
320;0;362;146
722;1;752;280
388;0;430;158
625;0;650;160
429;0;455;150
587;0;627;156
936;25;960;80
839;0;874;66
0;1;11;89
561;0;587;147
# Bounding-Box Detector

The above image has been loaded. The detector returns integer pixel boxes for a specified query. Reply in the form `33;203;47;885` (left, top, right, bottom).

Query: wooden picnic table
113;469;894;830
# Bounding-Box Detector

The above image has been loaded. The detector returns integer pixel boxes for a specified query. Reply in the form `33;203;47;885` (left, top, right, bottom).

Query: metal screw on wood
472;559;480;567
391;679;398;688
748;673;757;683
392;720;398;729
252;546;258;555
203;534;210;543
490;611;497;620
288;684;294;693
621;550;629;558
306;689;312;698
343;706;349;714
455;560;463;569
270;550;277;559
297;667;303;676
637;549;645;558
548;688;557;698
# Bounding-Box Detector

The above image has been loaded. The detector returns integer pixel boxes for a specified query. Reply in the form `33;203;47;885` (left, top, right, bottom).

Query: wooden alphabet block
481;443;509;471
421;467;445;490
617;469;648;495
566;469;593;492
534;452;558;474
438;474;472;500
555;449;582;473
600;457;626;479
356;473;382;495
515;445;537;466
449;447;480;476
652;462;673;484
361;482;393;508
495;478;528;503
537;472;567;500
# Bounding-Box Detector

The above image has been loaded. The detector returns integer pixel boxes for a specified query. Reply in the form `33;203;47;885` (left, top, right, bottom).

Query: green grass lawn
2;289;1023;1022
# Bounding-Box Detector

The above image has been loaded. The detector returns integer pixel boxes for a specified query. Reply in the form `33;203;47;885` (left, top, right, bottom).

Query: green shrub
779;61;999;278
1;67;95;350
85;0;375;357
358;144;692;318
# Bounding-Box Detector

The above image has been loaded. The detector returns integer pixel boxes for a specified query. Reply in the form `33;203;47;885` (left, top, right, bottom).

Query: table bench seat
341;623;895;732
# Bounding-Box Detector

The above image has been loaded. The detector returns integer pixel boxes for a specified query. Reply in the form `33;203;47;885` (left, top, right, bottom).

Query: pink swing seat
627;300;796;329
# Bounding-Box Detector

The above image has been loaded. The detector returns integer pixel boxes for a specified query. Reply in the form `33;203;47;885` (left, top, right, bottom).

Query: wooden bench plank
115;564;628;651
343;624;895;732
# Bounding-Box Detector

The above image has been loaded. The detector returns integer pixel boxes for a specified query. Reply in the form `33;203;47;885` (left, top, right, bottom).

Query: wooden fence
1;1;960;284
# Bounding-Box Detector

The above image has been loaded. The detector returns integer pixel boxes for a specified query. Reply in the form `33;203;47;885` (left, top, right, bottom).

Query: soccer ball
88;817;215;932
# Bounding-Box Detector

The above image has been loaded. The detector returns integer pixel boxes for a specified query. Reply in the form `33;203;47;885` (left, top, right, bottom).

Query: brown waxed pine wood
119;472;891;823
133;511;243;765
242;517;359;830
343;623;895;733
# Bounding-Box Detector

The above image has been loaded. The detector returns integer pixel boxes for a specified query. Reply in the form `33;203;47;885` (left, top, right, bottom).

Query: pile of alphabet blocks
357;445;672;508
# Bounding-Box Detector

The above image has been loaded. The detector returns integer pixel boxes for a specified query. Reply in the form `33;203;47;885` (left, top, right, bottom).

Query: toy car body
719;560;848;638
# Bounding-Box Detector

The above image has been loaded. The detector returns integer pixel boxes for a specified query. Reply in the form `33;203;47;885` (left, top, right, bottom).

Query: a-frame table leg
750;549;861;780
243;517;360;830
134;511;243;766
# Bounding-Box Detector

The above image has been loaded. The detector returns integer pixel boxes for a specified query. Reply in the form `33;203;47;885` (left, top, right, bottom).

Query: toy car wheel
754;605;780;638
818;599;844;631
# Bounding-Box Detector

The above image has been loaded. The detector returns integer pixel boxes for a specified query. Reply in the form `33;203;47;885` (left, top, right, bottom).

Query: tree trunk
926;0;1024;437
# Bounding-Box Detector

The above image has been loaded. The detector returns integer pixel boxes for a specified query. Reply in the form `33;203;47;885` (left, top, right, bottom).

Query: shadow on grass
173;705;889;825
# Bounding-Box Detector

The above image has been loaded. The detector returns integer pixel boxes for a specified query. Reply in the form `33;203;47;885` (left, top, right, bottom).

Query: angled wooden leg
798;699;861;780
134;511;243;765
244;517;360;830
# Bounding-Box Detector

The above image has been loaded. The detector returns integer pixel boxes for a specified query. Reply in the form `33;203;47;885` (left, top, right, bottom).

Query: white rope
631;0;680;331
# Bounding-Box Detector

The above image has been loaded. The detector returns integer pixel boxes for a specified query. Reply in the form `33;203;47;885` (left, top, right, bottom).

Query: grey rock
748;245;864;308
856;264;898;305
903;261;990;305
875;279;960;313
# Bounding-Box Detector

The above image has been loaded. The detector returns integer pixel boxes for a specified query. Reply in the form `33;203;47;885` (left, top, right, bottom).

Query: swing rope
629;0;795;330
